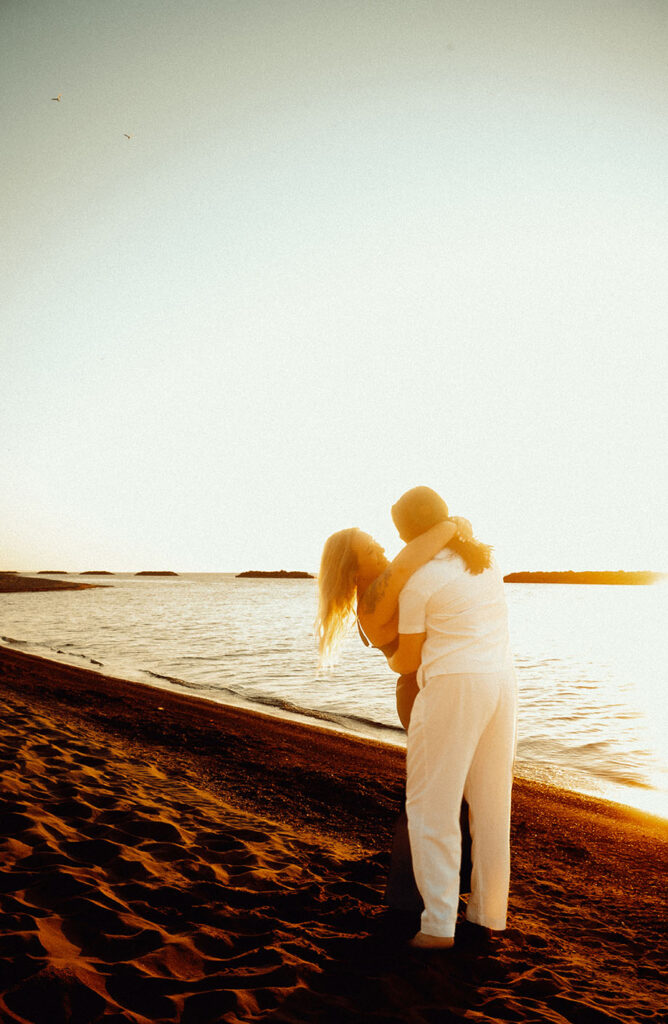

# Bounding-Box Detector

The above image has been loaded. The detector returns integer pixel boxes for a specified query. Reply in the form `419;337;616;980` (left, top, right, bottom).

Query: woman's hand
451;516;473;540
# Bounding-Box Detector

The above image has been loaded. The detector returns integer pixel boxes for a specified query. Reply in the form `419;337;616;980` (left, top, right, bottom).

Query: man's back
398;548;512;683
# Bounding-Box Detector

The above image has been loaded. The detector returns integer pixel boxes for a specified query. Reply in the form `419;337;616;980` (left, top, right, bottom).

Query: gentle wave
0;633;403;742
244;689;405;738
144;670;207;689
2;636;105;670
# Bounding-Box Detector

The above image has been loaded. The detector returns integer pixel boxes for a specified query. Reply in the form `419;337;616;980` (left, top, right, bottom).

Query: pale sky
2;0;666;572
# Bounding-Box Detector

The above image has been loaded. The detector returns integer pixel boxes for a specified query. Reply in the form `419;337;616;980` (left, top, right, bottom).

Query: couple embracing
316;486;517;950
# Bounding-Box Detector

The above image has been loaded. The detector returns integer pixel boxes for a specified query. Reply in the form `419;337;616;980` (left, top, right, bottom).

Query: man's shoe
409;931;455;950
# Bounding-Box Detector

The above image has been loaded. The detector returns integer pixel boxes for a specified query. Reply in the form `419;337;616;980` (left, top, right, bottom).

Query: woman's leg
385;673;423;913
385;800;424;914
396;673;419;731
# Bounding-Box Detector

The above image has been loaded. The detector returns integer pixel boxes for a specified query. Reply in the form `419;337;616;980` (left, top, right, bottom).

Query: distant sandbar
0;573;103;593
504;571;664;585
135;571;179;577
236;570;315;579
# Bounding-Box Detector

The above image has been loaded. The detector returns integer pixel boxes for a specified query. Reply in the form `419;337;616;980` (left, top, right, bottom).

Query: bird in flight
123;133;135;139
52;94;62;101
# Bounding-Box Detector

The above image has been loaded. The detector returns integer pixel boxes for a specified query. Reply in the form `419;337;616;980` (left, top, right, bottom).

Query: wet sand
0;645;666;1023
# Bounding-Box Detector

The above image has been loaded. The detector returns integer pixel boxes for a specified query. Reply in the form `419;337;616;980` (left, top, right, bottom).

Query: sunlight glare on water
507;581;668;814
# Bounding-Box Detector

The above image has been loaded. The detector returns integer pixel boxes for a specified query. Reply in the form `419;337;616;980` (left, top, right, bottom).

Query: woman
316;516;491;727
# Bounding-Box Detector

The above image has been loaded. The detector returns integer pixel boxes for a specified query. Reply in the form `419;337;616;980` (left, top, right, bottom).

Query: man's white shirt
398;549;513;687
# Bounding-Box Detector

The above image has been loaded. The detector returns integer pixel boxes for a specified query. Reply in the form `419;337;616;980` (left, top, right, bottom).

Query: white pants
406;669;517;938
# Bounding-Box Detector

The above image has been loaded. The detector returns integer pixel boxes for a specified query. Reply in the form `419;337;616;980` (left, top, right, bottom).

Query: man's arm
388;632;426;675
387;566;430;674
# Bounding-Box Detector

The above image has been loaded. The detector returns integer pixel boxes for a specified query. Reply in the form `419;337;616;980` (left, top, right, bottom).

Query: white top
398;549;512;686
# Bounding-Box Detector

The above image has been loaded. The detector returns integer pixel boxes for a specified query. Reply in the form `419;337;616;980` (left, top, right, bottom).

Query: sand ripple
0;685;666;1023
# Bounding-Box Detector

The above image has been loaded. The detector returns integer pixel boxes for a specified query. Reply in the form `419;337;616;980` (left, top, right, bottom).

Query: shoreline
2;643;665;842
1;646;666;1022
3;643;664;837
1;639;663;821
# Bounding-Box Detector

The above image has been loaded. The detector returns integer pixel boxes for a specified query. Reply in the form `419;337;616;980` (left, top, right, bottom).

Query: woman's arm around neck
357;519;457;648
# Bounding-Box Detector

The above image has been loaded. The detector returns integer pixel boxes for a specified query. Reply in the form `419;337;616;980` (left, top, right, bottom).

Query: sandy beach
0;645;666;1024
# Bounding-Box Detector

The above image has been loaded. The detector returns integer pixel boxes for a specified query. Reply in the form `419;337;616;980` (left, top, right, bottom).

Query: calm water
2;574;667;818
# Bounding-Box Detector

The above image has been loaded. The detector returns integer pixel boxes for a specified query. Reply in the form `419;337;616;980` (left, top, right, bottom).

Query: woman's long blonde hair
315;527;360;667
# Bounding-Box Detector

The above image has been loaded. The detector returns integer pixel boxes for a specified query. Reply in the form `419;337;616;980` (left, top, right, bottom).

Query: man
388;486;517;949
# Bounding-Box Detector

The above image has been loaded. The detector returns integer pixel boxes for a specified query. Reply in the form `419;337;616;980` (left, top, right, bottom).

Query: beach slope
0;645;665;1023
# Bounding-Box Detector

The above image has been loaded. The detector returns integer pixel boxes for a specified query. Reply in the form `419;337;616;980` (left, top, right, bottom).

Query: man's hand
388;632;426;675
